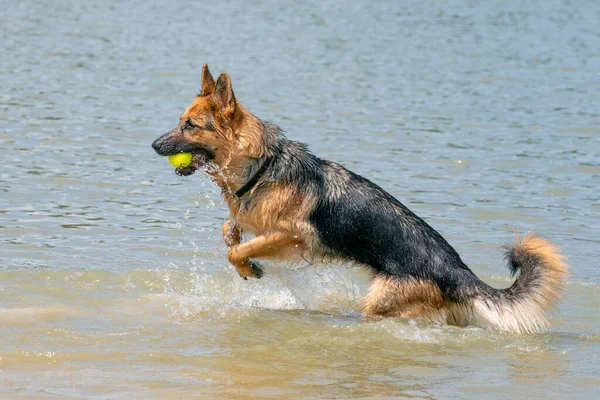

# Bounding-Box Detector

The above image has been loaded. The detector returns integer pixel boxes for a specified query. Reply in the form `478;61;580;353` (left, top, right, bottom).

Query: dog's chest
226;198;268;235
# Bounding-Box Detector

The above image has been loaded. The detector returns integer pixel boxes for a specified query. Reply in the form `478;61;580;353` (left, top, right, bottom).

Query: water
1;0;599;398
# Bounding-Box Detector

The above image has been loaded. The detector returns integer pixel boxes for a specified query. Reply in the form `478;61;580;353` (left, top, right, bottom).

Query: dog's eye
183;120;195;130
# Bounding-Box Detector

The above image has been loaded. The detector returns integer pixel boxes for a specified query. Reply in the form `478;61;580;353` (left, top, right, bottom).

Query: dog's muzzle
152;128;216;176
152;128;181;156
152;128;216;157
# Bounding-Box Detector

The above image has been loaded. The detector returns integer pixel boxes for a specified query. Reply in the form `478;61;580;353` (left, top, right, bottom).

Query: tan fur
200;64;215;96
221;182;317;278
361;277;472;326
222;220;241;248
472;233;569;333
361;276;474;326
227;232;303;278
513;233;567;307
363;276;446;319
227;183;315;234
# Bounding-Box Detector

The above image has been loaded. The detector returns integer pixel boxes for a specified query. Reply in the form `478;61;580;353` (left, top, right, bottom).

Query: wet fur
152;65;569;333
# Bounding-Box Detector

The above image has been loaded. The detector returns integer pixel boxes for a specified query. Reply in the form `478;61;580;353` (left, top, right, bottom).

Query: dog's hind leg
227;232;303;279
362;275;447;322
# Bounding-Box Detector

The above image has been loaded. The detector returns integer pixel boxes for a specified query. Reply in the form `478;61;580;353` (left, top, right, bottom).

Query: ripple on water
2;0;599;396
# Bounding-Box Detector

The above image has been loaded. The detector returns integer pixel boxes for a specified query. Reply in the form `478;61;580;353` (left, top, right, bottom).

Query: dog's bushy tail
471;233;568;333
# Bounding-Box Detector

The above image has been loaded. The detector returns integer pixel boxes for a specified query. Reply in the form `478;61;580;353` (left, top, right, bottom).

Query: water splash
163;262;367;322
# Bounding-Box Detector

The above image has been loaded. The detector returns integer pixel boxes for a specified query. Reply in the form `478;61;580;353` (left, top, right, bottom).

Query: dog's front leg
222;219;241;248
227;232;301;279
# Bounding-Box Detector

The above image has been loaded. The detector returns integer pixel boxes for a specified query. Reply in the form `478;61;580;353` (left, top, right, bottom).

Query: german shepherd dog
152;65;568;333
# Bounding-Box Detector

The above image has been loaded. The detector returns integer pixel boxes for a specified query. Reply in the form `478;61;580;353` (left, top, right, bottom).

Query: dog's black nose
152;128;179;156
151;137;162;153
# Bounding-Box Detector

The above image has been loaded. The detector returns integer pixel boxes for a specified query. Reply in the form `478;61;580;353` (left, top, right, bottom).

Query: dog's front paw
249;260;264;279
239;260;264;280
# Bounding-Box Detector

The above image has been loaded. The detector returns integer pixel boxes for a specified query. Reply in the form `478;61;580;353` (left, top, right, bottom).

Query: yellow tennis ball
168;153;193;168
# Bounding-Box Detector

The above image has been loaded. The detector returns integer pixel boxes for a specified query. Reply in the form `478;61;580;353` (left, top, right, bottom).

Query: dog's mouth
174;151;211;176
152;132;218;176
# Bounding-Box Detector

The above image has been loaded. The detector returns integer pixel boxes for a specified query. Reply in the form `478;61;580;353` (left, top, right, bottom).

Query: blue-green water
1;1;599;398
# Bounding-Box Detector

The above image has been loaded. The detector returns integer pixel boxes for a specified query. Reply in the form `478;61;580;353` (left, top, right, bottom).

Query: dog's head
152;64;248;176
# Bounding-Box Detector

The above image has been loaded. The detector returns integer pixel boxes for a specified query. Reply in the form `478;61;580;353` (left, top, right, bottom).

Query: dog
152;64;568;333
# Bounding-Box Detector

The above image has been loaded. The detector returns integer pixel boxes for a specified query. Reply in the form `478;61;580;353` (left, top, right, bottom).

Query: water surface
1;0;599;398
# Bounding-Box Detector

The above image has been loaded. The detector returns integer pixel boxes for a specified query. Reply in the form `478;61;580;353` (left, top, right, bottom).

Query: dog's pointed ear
214;72;235;110
200;64;215;96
